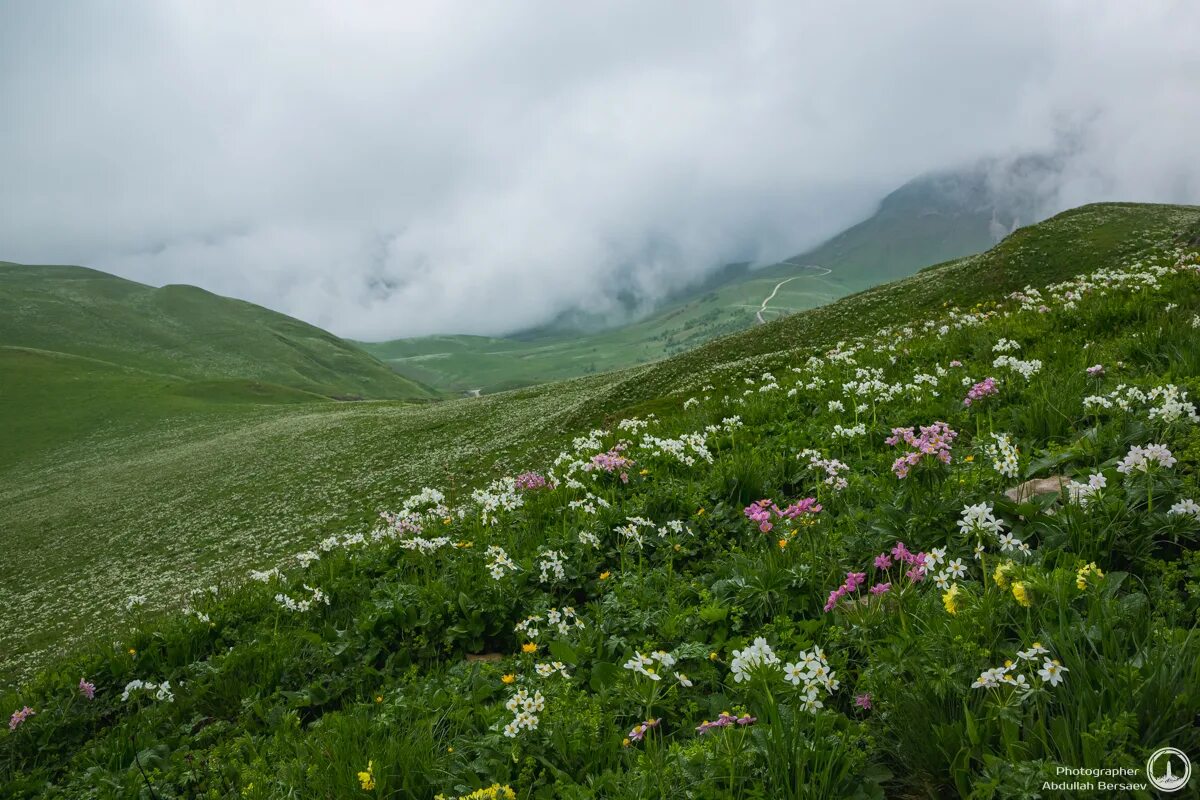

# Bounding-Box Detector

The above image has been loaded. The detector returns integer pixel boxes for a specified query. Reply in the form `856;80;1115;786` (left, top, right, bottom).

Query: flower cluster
1066;473;1107;507
970;643;1067;690
274;584;329;613
984;433;1020;478
782;647;839;712
514;606;584;642
992;354;1043;380
886;422;957;478
1116;443;1176;474
729;637;781;683
78;678;95;700
514;471;549;490
486;546;518;580
800;450;850;491
1169;498;1200;520
502;688;545;737
121;679;175;703
8;706;34;731
622;650;682;683
536;549;567;583
743;497;822;533
696;711;756;735
1076;562;1104;590
963;377;998;406
584;443;634;482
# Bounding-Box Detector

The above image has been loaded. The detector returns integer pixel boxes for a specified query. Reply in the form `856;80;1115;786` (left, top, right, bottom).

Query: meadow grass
1;203;1199;798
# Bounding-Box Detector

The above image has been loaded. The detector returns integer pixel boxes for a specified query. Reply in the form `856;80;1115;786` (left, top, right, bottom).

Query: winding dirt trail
755;263;832;323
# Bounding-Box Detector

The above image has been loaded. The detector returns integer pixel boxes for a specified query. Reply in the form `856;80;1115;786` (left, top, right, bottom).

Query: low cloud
2;2;1197;339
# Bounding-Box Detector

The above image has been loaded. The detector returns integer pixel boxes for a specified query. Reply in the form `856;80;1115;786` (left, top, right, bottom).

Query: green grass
2;202;1198;798
0;202;1194;693
359;175;1007;394
0;262;440;466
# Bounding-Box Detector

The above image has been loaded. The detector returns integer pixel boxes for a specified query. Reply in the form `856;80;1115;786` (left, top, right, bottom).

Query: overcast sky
2;2;1198;340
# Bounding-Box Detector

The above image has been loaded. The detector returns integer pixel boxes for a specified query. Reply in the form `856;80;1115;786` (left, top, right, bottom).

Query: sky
2;2;1199;340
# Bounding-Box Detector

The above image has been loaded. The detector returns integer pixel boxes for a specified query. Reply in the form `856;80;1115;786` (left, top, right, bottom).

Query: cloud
2;1;1198;339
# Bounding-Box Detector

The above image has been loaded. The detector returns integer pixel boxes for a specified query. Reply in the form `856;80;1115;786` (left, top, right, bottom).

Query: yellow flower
942;583;961;615
696;508;706;516
639;469;650;476
447;746;454;753
599;571;611;580
443;517;452;525
993;561;1014;589
709;651;718;661
1075;562;1104;590
501;673;516;684
521;642;538;654
374;695;383;704
964;455;975;463
1012;581;1033;608
357;761;375;791
622;738;631;748
128;648;136;656
778;538;788;550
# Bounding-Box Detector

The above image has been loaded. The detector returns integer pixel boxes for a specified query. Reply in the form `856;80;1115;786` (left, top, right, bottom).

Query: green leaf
548;639;578;664
589;661;620;691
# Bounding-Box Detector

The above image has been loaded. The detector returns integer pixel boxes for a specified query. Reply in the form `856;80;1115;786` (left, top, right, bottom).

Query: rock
1004;475;1068;504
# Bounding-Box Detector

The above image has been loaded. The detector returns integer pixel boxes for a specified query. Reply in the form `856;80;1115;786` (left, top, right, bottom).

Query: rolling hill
3;201;1198;798
0;262;438;468
360;163;1047;394
1;200;1194;690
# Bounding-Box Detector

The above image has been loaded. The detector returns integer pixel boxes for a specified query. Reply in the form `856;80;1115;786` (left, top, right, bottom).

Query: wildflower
521;643;538;654
1116;443;1176;474
696;711;757;734
869;582;891;595
8;707;35;731
599;571;611;580
873;553;892;570
501;674;516;685
1075;562;1104;590
963;377;998;406
708;651;718;661
933;571;950;590
1037;658;1068;687
375;695;383;703
628;718;661;742
1087;364;1105;377
993;561;1015;589
854;693;872;710
942;584;961;615
675;672;693;688
1168;498;1200;520
622;738;631;747
946;558;966;579
1011;581;1033;608
357;761;376;791
730;637;781;682
886;422;957;478
79;678;96;700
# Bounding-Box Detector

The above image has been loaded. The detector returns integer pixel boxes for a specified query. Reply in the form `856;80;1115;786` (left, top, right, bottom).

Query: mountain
1;200;1194;691
359;161;1047;394
3;202;1198;798
0;262;438;468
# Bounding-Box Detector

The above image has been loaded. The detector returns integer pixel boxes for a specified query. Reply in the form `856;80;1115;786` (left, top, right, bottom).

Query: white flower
674;672;693;687
1168;498;1200;520
1037;658;1068;687
947;558;967;579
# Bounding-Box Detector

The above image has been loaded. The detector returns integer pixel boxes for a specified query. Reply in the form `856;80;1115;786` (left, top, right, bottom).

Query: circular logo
1146;747;1192;792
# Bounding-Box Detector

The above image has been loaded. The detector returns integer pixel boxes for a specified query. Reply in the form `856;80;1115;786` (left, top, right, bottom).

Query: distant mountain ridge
361;159;1053;394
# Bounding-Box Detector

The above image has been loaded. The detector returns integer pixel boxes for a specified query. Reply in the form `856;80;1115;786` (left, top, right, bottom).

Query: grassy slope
3;203;1199;798
0;262;438;467
1;202;1194;689
360;176;1003;394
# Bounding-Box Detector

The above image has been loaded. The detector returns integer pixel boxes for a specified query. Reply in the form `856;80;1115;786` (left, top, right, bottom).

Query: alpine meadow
4;3;1200;798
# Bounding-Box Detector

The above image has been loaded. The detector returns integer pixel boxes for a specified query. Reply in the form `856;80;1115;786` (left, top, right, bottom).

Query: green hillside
361;169;1023;394
3;202;1198;798
0;262;438;467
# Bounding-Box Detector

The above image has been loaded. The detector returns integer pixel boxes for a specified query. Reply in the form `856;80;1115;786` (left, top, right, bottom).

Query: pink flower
891;541;910;560
905;566;926;582
855;693;873;710
824;586;847;612
886;422;957;478
779;498;822;518
869;582;891;595
629;717;661;741
845;571;867;590
8;706;35;731
79;678;96;700
949;360;962;368
514;471;548;490
963;377;998;407
874;553;892;570
1086;364;1104;377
